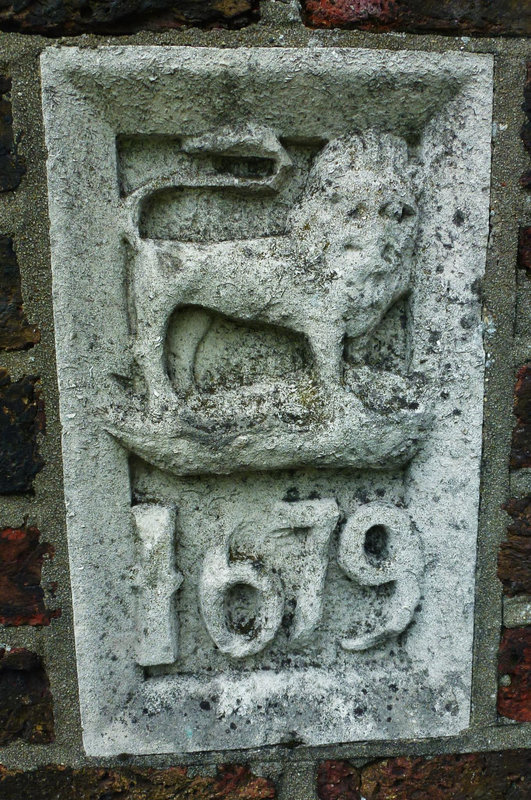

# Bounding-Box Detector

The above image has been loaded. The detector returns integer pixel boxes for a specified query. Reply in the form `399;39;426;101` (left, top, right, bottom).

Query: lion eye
401;203;416;220
380;202;416;222
347;203;366;219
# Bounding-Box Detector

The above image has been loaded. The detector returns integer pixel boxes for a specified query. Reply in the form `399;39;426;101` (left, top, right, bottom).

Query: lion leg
309;329;344;388
165;306;213;396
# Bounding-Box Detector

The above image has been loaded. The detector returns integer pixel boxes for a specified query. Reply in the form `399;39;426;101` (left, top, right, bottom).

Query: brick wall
0;2;529;797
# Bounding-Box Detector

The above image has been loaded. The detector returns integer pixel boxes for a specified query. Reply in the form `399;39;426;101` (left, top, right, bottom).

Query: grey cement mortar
0;2;528;791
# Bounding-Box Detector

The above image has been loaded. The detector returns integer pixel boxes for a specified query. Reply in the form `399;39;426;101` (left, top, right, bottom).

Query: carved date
199;500;422;658
131;500;423;665
131;503;183;667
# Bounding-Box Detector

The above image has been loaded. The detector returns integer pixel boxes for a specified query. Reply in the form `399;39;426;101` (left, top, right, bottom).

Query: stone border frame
40;45;492;756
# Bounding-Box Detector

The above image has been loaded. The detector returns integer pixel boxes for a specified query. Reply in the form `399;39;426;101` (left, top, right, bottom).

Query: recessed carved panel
41;47;493;755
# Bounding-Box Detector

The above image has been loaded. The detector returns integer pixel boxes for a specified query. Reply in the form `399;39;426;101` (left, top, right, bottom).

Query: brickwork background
0;2;529;797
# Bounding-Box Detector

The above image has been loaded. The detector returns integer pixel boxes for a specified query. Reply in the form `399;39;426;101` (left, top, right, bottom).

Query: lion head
290;130;419;338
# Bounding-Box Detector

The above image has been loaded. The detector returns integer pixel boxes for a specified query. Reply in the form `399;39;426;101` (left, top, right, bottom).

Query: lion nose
342;238;363;251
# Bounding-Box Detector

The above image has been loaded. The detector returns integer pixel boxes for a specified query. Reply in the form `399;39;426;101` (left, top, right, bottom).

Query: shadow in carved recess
165;306;314;395
164;297;410;401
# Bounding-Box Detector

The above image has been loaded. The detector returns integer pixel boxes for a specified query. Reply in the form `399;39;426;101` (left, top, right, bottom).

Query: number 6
199;545;284;658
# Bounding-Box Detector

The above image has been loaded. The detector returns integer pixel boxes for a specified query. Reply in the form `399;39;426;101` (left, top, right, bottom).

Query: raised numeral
199;499;339;658
131;503;183;667
337;503;422;651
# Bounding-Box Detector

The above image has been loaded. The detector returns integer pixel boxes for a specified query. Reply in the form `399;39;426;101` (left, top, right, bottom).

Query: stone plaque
41;47;493;755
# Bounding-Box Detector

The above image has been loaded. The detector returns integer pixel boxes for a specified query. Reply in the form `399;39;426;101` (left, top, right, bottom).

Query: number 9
338;503;423;651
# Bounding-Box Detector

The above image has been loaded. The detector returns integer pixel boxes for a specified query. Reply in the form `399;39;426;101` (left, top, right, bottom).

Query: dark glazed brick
499;496;531;596
511;363;531;470
498;535;531;596
303;0;531;36
0;523;59;625
317;760;360;800
0;647;54;744
522;63;531;189
518;227;531;276
0;77;25;192
0;764;276;799
498;627;531;722
361;751;531;800
0;236;40;351
0;369;44;493
0;0;259;36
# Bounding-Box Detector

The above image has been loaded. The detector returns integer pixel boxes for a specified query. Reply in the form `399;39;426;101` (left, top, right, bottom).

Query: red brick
303;0;397;30
0;763;276;799
317;760;360;800
303;0;531;36
504;497;531;538
498;627;531;723
0;236;40;351
0;647;54;744
510;364;531;470
0;523;59;625
0;369;44;493
361;751;531;800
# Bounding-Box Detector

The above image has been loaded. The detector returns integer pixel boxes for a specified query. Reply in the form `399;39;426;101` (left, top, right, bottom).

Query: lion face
292;160;419;338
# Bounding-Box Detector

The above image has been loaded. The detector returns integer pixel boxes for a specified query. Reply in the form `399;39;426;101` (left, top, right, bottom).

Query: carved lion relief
106;128;431;476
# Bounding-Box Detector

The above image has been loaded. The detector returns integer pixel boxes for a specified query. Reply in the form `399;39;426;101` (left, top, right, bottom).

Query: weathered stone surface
0;77;25;192
303;0;531;36
511;364;531;470
41;47;492;754
0;764;275;799
0;647;54;744
360;751;531;800
0;0;258;36
498;627;531;722
0;523;58;626
0;370;44;493
0;236;40;351
317;761;360;800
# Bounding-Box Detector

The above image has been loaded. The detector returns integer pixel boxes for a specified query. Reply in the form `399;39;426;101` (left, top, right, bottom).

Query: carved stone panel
41;47;493;755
